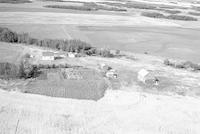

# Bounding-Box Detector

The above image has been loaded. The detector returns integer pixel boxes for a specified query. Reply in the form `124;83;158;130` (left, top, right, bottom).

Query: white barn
137;69;159;85
68;52;77;58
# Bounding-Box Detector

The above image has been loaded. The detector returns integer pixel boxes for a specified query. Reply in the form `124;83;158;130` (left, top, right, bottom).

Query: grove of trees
0;27;114;57
0;61;40;80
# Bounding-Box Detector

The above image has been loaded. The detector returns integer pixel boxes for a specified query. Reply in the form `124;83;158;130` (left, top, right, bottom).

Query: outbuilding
68;52;77;58
99;63;112;72
106;69;118;79
54;52;66;60
137;69;159;85
42;52;55;61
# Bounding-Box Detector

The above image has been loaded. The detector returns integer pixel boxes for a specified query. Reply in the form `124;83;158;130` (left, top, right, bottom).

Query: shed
106;69;117;79
99;63;112;72
54;52;66;60
42;52;55;61
30;54;34;58
137;69;159;85
68;52;77;58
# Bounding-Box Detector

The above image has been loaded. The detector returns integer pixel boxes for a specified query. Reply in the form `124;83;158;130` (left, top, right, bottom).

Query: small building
106;69;117;79
137;69;159;85
68;52;77;58
30;54;34;58
54;52;66;60
42;52;55;61
99;63;112;72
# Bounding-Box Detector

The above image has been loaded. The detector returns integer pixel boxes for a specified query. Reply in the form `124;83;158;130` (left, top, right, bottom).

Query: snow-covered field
1;89;200;134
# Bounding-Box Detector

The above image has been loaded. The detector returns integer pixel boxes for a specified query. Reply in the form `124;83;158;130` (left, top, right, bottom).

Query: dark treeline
164;59;200;71
44;2;127;12
0;61;40;80
188;11;200;16
0;0;31;4
0;27;114;57
141;12;198;21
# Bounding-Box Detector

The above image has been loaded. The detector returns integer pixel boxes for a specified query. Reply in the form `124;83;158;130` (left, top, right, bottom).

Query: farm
1;0;200;133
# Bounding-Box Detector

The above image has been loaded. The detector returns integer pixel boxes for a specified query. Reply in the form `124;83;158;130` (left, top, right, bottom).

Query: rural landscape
0;0;200;133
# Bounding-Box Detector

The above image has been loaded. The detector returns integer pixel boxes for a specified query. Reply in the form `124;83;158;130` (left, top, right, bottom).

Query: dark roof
42;52;54;56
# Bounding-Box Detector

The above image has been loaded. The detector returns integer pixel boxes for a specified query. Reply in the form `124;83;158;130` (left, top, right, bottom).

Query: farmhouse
42;52;55;61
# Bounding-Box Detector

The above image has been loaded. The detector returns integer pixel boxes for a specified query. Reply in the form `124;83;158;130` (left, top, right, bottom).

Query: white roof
138;69;149;78
137;69;149;83
42;52;54;56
